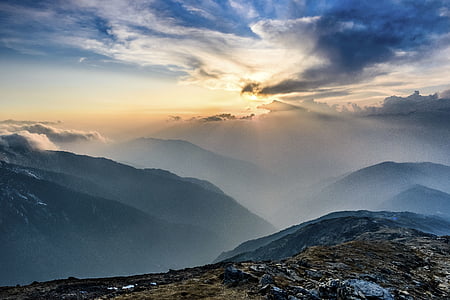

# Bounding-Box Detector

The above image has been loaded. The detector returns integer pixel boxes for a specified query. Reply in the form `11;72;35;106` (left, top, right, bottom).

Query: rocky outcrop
319;279;394;299
222;265;257;286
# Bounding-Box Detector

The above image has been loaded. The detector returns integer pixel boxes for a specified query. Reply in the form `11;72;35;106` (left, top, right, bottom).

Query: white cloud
0;121;107;150
0;133;57;151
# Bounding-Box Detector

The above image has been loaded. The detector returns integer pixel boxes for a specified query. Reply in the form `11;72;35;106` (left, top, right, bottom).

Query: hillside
380;184;450;217
0;144;275;250
96;137;280;218
216;210;450;262
0;161;219;286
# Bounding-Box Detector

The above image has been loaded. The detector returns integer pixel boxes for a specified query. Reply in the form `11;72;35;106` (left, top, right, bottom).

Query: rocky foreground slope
1;235;449;300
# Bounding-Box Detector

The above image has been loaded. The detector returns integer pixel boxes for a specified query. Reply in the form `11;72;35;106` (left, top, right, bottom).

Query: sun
242;92;262;102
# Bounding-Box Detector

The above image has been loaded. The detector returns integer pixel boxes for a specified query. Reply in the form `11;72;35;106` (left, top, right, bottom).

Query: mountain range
0;142;274;285
90;139;450;228
94;137;280;218
0;161;221;285
3;136;450;287
280;161;450;225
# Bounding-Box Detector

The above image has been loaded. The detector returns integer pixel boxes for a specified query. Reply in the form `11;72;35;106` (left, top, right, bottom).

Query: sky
1;0;450;127
1;1;450;226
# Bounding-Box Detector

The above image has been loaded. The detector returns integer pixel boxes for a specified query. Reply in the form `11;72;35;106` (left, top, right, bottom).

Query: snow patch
122;284;135;289
28;193;47;206
22;170;41;179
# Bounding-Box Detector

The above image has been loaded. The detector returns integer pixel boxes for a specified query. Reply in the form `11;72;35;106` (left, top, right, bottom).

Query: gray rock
268;286;288;300
319;279;340;298
309;289;319;299
320;278;393;299
340;279;394;300
259;284;271;295
305;269;323;279
288;285;320;300
260;274;275;286
222;265;256;286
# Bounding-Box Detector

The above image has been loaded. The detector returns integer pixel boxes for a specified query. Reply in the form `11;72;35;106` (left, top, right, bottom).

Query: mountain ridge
380;184;450;217
0;145;275;249
96;137;281;219
216;210;450;262
281;161;450;223
0;160;221;286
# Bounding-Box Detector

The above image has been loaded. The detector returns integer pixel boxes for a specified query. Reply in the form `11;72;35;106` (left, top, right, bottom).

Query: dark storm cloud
259;79;328;96
246;0;450;95
284;90;351;101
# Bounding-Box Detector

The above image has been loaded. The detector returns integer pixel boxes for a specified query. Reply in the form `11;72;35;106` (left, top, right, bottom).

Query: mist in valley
4;91;450;230
77;92;450;227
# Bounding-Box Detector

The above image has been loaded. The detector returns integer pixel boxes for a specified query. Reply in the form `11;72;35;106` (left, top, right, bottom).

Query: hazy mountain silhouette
0;161;223;286
281;161;450;223
217;210;450;262
97;137;279;217
0;145;275;269
380;184;450;217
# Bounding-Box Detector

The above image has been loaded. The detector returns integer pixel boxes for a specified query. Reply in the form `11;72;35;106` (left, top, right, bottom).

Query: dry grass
111;272;260;300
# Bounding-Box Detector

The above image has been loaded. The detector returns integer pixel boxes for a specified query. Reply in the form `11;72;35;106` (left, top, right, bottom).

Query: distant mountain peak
257;100;305;112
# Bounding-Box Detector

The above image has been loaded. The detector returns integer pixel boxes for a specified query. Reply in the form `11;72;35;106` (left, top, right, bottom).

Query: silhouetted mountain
257;100;306;112
282;161;450;223
0;144;274;251
217;210;450;262
96;138;279;217
380;184;450;217
0;161;221;286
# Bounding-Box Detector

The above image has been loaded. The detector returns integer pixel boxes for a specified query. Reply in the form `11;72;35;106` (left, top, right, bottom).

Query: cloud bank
257;91;450;116
362;91;450;116
0;121;107;150
0;133;57;151
18;124;107;143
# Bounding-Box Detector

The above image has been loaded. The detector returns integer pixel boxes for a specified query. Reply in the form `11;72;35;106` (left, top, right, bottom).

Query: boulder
260;274;275;286
222;265;256;286
319;278;394;299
